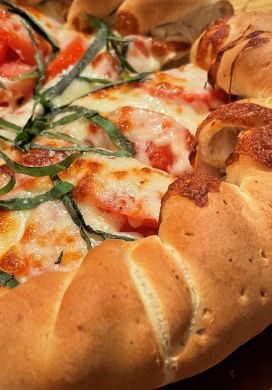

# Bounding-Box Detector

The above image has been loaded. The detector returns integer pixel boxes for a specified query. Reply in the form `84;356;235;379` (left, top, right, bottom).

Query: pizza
0;1;271;389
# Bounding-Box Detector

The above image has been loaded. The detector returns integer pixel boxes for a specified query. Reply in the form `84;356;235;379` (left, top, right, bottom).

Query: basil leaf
0;134;13;143
51;175;93;250
86;14;104;30
41;22;108;101
10;71;39;82
91;114;135;156
0;0;59;53
55;250;64;265
85;227;135;242
76;72;150;98
0;79;6;89
0;181;74;211
0;118;21;133
0;150;79;177
0;174;16;195
42;131;87;146
23;20;45;94
30;143;125;157
77;76;111;85
35;105;135;156
0;271;20;288
86;15;137;75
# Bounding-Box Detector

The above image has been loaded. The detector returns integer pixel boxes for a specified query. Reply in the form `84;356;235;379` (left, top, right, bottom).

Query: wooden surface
231;0;272;13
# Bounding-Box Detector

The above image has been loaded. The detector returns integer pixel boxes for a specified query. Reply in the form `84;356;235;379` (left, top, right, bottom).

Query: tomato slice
0;43;7;63
146;142;174;172
45;36;85;82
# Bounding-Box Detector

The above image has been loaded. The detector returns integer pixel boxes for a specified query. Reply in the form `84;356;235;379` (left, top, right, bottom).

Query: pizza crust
191;12;272;98
0;100;271;389
0;2;271;389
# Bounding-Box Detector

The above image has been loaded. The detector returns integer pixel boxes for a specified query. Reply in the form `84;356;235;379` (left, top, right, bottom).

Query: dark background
163;326;272;390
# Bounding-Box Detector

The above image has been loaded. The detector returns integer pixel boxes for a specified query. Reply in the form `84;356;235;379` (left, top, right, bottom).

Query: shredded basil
0;150;79;177
85;226;135;242
76;72;150;98
0;174;15;195
0;119;21;133
0;0;59;53
0;134;13;143
10;71;40;82
55;250;64;265
51;175;93;250
91;114;135;156
40;22;108;102
0;181;74;210
87;15;137;75
23;20;45;94
30;143;126;157
0;270;20;288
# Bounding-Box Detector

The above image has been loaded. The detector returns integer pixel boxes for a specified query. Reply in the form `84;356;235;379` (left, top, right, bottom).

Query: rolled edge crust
0;101;272;388
191;12;272;98
114;0;232;35
0;238;193;389
159;170;272;380
73;0;122;18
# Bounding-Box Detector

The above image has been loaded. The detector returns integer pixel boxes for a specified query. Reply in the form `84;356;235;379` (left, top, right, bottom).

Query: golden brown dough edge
0;100;271;389
67;0;233;40
191;12;272;98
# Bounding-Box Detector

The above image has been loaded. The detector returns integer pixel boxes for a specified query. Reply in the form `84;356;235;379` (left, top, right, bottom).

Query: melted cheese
0;8;227;281
75;64;224;134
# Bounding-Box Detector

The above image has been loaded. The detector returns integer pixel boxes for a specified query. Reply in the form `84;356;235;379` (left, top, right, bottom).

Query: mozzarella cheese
0;5;227;281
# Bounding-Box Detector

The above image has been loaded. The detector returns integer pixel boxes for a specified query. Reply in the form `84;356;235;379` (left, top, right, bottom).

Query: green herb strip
91;114;135;156
0;174;16;195
50;105;135;156
87;15;137;75
30;143;126;157
55;250;64;265
0;119;21;133
0;271;20;288
10;71;40;82
0;181;74;211
76;72;150;99
0;0;59;52
23;20;45;95
0;150;79;177
41;22;108;101
51;174;93;250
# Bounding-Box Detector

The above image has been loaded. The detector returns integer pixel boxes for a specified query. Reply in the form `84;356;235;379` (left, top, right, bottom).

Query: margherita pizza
0;1;271;389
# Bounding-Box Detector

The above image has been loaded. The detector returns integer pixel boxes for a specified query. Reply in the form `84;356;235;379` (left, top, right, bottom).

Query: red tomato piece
146;142;174;172
45;36;85;82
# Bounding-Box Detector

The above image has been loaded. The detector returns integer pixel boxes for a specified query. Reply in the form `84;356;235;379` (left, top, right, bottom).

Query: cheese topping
0;4;227;283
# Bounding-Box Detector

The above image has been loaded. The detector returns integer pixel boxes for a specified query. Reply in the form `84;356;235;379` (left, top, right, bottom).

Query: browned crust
161;171;221;208
194;101;272;169
0;4;271;390
195;18;230;69
191;12;272;98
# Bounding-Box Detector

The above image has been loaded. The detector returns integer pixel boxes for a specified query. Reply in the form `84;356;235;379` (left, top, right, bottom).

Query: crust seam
46;270;78;347
125;246;177;384
159;240;201;352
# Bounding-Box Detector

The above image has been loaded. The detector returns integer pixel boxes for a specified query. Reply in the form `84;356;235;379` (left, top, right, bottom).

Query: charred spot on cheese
0;247;28;277
18;149;67;167
162;171;220;208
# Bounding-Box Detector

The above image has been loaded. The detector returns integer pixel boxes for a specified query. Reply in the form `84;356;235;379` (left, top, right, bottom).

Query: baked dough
67;0;233;61
0;1;271;389
191;12;272;97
